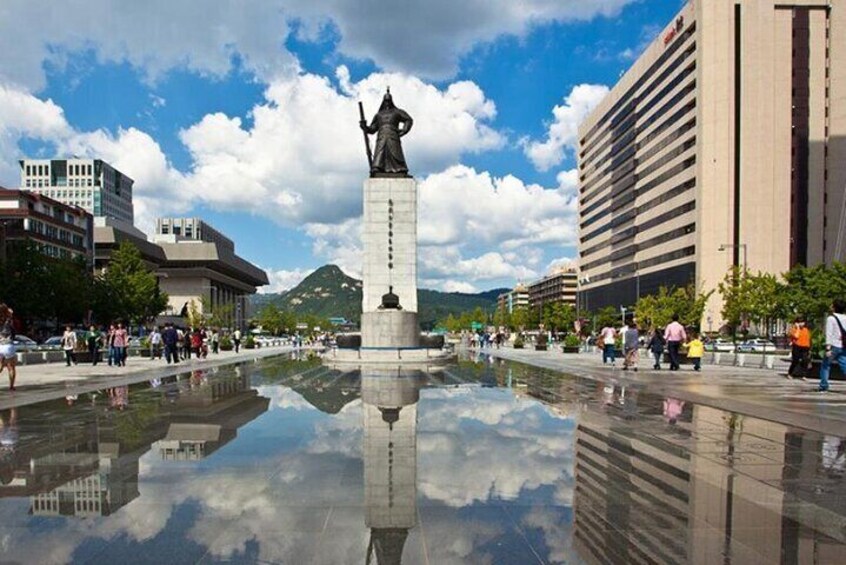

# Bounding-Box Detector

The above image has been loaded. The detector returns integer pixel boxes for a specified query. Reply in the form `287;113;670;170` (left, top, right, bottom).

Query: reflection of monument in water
361;369;424;564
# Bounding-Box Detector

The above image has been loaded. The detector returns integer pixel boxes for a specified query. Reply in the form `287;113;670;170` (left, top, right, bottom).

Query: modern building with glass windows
19;158;135;225
577;0;845;327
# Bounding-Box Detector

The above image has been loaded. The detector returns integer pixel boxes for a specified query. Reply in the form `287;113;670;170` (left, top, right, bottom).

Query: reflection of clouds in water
521;506;576;564
418;388;575;508
0;384;576;563
254;386;314;411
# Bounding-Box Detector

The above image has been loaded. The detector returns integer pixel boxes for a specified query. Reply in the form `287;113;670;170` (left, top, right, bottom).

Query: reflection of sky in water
0;362;579;564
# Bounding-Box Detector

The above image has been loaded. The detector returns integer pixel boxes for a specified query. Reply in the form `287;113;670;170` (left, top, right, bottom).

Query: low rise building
497;284;530;314
528;268;578;310
153;218;268;330
0;187;93;264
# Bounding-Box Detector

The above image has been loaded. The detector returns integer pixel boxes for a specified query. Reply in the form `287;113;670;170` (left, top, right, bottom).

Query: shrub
564;334;581;348
513;336;525;349
220;335;234;351
244;335;256;349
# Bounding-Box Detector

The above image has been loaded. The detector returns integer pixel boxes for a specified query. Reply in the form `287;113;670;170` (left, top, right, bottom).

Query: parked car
704;338;736;352
12;335;38;350
42;336;64;349
737;339;777;352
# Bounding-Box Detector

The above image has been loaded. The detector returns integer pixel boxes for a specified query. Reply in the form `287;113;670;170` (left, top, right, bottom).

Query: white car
737;339;777;352
704;339;736;352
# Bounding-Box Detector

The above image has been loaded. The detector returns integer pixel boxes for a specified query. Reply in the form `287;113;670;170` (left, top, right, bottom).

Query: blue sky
0;0;683;293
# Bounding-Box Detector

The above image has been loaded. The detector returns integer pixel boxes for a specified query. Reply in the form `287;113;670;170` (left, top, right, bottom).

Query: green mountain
253;264;506;329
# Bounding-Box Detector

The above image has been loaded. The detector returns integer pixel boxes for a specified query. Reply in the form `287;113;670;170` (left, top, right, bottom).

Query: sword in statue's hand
358;101;373;170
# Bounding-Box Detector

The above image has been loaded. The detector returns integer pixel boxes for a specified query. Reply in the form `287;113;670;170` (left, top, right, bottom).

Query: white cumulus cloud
523;83;609;171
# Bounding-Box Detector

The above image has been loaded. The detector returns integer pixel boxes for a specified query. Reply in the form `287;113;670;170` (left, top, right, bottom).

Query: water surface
0;353;843;564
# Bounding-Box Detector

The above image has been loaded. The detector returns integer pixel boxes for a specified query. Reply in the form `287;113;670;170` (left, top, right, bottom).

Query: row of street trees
253;303;331;336
436;261;846;340
0;241;167;332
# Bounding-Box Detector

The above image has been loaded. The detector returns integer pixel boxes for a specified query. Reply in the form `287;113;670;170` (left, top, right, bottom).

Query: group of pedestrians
157;324;240;365
598;314;704;372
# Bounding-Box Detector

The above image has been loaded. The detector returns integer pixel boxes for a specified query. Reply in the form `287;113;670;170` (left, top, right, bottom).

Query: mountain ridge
252;264;507;329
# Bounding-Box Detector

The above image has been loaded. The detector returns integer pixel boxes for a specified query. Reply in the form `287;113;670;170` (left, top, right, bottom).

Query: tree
780;262;846;326
95;242;168;324
542;302;576;333
593;306;620;330
634;284;712;329
510;307;529;331
0;241;94;328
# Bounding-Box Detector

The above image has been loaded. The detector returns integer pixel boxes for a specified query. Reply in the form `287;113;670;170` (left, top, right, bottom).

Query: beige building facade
577;0;845;328
528;268;578;310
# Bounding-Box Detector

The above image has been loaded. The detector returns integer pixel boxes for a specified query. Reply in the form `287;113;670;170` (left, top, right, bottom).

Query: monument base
361;311;419;348
323;346;455;369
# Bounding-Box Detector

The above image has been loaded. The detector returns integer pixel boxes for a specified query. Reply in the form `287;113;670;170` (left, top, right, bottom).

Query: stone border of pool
0;345;305;410
472;346;846;436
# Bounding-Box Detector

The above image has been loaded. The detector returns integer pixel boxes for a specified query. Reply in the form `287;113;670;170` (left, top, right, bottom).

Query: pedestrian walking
162;322;179;364
686;332;704;371
191;329;203;359
149;327;162;360
182;328;193;360
820;299;846;393
113;323;128;367
107;324;117;366
211;329;220;354
664;314;687;371
787;317;811;379
0;304;18;391
599;324;617;365
648;327;665;369
62;325;77;366
234;329;242;353
86;325;102;366
622;319;639;371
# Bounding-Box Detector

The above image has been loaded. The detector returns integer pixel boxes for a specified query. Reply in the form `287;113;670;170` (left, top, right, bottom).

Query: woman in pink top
113;323;129;367
663;314;687;371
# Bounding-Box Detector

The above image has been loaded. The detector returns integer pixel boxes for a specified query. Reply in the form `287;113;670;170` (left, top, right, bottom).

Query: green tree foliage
779;262;846;325
541;302;577;333
718;268;786;339
634;284;713;329
0;242;93;325
94;242;167;324
593;306;620;330
253;304;329;336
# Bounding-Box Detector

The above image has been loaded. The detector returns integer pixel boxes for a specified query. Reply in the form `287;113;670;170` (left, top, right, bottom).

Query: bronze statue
359;89;413;177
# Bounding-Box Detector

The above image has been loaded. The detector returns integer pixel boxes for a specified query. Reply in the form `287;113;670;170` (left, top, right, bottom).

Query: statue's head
379;87;394;111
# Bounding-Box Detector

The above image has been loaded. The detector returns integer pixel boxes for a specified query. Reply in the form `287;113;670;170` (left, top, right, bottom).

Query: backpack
833;314;846;347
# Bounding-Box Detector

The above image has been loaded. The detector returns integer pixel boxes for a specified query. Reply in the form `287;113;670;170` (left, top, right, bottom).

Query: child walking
687;332;704;371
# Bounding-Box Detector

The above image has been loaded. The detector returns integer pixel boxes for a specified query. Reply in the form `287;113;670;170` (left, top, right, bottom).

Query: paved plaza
467;346;846;435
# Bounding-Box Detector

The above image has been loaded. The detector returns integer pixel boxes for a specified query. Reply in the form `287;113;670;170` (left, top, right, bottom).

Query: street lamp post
718;243;747;272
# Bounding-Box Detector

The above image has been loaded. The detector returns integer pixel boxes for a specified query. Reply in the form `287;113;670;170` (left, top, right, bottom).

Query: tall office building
19;158;134;224
577;1;845;326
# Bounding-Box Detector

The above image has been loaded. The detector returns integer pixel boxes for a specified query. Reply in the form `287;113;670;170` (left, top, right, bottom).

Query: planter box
513;344;524;349
535;345;548;351
561;346;580;353
804;360;844;380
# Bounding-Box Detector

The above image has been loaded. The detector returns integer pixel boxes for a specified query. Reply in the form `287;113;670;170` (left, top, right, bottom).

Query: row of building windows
579;22;697;150
24;163;93;177
580;79;697;206
580;45;697;173
580;223;696;271
588;245;697;285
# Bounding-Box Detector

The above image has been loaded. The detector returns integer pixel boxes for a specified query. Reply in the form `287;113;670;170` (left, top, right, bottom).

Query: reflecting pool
0;353;844;563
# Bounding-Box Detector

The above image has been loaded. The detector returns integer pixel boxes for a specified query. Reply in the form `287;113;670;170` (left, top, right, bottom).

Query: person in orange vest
787;316;811;379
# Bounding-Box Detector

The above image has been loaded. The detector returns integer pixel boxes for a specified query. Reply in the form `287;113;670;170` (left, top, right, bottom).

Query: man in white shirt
820;299;846;392
149;327;162;360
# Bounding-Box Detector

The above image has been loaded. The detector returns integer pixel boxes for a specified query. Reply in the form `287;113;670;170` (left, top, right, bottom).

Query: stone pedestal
361;311;420;348
361;177;420;348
